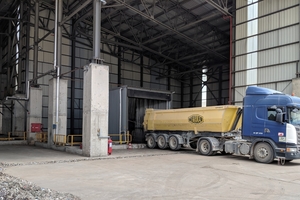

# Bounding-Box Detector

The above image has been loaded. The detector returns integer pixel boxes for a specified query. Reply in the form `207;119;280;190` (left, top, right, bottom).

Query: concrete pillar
2;102;12;135
82;63;109;157
13;94;26;132
48;78;68;146
292;78;300;97
27;87;43;144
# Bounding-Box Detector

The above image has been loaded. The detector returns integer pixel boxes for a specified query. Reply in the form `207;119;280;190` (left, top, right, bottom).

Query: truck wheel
254;142;274;164
146;135;157;149
157;134;168;149
198;139;214;156
169;135;181;151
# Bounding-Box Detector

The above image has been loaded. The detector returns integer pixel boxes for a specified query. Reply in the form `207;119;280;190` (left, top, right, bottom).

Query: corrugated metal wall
234;0;300;105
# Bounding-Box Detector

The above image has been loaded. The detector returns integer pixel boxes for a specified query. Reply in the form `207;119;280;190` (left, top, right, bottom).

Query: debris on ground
0;172;80;200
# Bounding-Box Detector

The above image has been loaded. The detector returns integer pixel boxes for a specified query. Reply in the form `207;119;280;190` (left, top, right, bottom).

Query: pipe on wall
33;0;39;85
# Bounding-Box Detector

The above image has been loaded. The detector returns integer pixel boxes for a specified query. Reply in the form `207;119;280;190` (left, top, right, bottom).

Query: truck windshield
288;107;300;125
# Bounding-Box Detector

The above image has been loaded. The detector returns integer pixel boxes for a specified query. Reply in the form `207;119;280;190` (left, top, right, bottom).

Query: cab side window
267;109;276;121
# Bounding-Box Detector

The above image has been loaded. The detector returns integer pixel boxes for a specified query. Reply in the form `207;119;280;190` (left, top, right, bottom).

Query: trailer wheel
146;135;157;149
198;139;214;156
254;142;274;164
169;135;181;151
157;134;168;149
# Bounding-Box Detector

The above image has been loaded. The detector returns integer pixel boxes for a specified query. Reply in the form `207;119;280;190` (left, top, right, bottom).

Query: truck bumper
275;145;300;160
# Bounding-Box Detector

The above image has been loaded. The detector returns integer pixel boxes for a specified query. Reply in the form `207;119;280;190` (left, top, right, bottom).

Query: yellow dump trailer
144;105;241;133
144;105;242;152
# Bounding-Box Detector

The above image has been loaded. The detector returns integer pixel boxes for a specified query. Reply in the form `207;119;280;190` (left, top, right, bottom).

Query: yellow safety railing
36;132;48;143
0;134;13;141
67;135;82;146
109;132;132;144
54;134;67;146
8;132;27;140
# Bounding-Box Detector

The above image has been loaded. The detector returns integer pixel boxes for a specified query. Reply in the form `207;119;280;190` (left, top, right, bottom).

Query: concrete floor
1;145;300;200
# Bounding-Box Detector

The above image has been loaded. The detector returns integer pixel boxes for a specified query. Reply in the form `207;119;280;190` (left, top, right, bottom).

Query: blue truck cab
242;86;300;163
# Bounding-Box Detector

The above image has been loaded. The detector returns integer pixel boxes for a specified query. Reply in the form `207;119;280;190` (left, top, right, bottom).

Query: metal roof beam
205;0;232;16
60;0;92;26
114;0;227;60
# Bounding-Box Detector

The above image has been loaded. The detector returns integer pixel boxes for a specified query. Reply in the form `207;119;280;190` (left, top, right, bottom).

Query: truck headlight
286;148;297;152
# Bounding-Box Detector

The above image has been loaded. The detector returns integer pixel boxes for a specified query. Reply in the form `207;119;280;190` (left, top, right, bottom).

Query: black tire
254;142;274;164
146;135;157;149
198;139;214;156
169;135;181;151
190;141;197;149
157;134;168;149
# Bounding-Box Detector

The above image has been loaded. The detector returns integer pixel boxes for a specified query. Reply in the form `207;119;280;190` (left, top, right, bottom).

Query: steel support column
189;73;193;107
33;0;39;86
118;44;121;85
93;0;102;62
7;21;12;95
71;19;76;135
140;53;143;87
218;66;222;105
181;80;184;108
167;66;171;91
17;1;24;92
0;35;2;74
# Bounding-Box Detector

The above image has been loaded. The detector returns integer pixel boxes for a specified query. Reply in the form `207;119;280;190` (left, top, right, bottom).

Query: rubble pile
0;172;80;200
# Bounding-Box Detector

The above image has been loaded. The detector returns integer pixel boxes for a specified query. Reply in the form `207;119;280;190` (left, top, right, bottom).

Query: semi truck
143;86;300;164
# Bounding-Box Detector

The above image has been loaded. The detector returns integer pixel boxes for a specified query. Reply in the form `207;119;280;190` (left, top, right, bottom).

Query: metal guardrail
54;134;66;146
109;132;132;144
36;132;48;143
67;135;82;146
0;132;27;141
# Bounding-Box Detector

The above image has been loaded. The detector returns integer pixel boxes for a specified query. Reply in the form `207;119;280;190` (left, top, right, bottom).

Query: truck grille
297;128;300;145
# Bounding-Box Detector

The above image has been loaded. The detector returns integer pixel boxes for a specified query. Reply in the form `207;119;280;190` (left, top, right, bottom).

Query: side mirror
276;113;283;123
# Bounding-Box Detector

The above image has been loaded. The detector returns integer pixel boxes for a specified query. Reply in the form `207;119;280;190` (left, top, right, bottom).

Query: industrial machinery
144;86;300;164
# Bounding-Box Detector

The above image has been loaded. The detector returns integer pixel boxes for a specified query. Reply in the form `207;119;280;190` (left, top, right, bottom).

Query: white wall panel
258;0;278;16
236;7;247;24
236;0;248;9
258;31;278;50
279;0;298;9
257;48;279;67
236;39;247;55
257;14;278;35
235;71;246;86
257;64;297;83
280;7;298;27
279;44;299;63
234;86;247;103
279;25;299;45
235;55;247;71
276;81;293;94
236;23;247;40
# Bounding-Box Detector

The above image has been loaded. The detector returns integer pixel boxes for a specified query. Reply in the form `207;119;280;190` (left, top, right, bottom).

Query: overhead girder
205;0;232;16
73;7;204;71
113;0;227;60
105;0;228;50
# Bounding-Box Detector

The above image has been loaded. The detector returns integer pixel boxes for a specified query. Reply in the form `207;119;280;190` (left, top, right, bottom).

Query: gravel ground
0;167;80;200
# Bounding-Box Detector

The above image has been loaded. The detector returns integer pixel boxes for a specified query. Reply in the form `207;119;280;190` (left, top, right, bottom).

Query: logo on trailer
188;114;204;124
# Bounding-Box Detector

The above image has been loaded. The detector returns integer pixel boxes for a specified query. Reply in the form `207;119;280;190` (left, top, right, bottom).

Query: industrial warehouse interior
1;0;300;199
